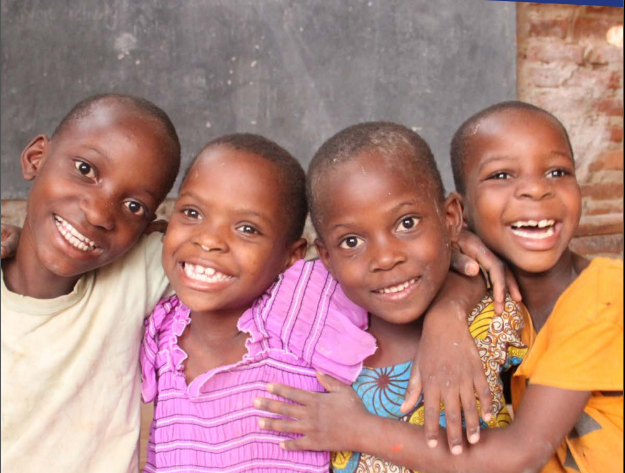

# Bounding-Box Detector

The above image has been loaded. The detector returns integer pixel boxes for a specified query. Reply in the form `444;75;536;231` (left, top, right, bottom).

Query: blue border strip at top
488;0;623;7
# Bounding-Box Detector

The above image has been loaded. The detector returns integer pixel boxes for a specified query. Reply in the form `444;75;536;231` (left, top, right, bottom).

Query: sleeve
238;259;377;385
140;296;178;402
525;261;623;392
142;232;170;315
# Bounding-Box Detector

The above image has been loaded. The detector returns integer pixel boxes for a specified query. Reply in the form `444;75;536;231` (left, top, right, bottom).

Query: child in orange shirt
257;102;622;473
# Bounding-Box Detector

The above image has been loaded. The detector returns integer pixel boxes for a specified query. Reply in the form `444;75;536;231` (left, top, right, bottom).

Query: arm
257;374;590;473
403;271;492;454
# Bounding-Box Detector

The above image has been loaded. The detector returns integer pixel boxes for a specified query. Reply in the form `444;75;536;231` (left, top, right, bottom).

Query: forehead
183;146;285;209
316;150;440;222
466;110;572;159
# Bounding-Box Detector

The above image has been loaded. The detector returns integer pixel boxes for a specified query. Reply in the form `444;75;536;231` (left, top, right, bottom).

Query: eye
74;160;96;180
124;201;146;216
396;217;420;232
488;171;511;180
547;168;571;178
236;224;259;235
182;208;202;220
339;236;364;249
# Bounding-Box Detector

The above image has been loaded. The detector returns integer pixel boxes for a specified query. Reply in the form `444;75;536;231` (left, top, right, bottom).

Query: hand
401;275;493;456
144;219;168;235
451;228;521;314
255;372;367;452
1;223;21;259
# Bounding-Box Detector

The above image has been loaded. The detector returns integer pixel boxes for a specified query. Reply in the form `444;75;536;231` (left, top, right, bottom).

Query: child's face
22;105;175;278
315;150;461;324
162;146;303;314
461;110;581;273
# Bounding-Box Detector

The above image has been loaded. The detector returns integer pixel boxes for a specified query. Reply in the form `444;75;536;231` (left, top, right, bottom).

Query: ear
21;135;50;181
442;192;464;245
283;238;308;270
313;238;335;278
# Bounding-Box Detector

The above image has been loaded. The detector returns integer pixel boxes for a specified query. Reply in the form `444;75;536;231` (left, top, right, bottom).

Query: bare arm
257;375;590;473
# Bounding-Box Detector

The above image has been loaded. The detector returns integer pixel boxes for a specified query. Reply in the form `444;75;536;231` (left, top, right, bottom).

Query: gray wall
1;0;516;199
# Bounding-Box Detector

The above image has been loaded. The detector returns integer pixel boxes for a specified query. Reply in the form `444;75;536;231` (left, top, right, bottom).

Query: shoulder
97;232;164;278
145;294;188;335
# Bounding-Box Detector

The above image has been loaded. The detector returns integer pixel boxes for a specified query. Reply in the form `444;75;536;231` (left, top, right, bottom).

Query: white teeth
54;216;97;252
377;278;416;294
511;226;555;239
183;263;233;283
538;219;555;228
511;219;555;229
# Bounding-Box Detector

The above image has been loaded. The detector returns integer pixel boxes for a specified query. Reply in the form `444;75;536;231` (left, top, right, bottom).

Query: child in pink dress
139;134;376;472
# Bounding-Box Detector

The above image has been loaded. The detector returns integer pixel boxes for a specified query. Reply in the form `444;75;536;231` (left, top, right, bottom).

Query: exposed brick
585;6;625;17
596;98;624;116
573;15;623;41
588;150;624;172
585;44;625;65
569;233;623;257
527;65;575;87
566;67;621;90
528;17;569;39
609;125;624;143
585;200;624;216
526;42;585;65
581;182;624;200
576;213;624;237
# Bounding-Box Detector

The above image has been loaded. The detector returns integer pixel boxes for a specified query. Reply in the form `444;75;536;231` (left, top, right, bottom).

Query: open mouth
181;262;234;284
373;277;418;295
509;219;556;240
54;215;98;252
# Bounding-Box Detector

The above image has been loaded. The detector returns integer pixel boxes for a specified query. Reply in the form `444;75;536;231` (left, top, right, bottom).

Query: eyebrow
327;199;419;232
177;191;272;224
478;150;574;173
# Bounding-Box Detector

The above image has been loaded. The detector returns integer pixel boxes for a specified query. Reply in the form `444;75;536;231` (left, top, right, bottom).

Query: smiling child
257;107;622;473
1;94;181;473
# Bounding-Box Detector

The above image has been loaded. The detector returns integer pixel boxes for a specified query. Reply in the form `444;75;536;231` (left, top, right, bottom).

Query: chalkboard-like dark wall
1;0;515;198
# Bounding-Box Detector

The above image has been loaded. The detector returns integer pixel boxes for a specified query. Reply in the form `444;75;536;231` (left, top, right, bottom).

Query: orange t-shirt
512;257;623;473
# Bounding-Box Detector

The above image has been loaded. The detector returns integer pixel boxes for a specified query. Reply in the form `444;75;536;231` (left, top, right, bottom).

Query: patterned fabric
332;294;527;473
140;259;376;473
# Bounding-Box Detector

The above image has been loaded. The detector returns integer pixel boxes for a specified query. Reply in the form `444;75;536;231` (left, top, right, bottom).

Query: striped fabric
140;259;376;472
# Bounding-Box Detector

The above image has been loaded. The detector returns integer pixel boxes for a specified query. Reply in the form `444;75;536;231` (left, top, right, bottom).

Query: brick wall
517;2;623;258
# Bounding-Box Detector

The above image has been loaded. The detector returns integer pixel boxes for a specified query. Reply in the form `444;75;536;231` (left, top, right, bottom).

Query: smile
372;277;418;299
510;219;556;240
54;215;98;252
182;262;234;283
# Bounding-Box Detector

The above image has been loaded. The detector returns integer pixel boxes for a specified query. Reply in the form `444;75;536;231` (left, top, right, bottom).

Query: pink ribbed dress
140;259;377;472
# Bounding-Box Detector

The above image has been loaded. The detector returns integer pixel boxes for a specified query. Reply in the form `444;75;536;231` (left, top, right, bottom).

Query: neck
188;306;248;344
511;249;588;332
365;314;422;368
2;226;81;299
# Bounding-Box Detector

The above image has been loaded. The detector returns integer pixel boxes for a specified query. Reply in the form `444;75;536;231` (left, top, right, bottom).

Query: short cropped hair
53;93;182;194
182;133;307;243
450;100;574;195
307;121;445;234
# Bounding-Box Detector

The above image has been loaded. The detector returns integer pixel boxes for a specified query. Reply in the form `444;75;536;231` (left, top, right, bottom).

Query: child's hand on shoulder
1;223;21;259
255;372;368;453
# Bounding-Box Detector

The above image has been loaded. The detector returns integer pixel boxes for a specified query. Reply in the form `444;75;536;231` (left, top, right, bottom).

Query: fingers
505;267;522;302
316;371;349;393
422;383;441;449
473;373;493;423
459;384;480;445
266;383;314;405
254;397;305;419
280;437;313;451
401;364;422;413
450;249;480;277
258;416;304;434
442;392;464;455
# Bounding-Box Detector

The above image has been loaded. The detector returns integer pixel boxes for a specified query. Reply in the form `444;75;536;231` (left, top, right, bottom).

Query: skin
255;110;598;473
1;102;176;299
161;146;306;383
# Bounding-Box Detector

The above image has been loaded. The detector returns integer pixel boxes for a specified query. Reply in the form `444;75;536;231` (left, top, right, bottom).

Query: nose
369;235;407;272
193;223;229;253
80;194;115;231
515;176;554;201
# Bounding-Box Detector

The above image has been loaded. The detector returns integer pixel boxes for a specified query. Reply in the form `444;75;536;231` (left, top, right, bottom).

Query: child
254;122;527;472
258;106;623;473
1;94;181;473
139;133;377;472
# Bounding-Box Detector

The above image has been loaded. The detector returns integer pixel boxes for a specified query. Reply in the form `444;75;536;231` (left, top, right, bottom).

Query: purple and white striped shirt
140;259;377;472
